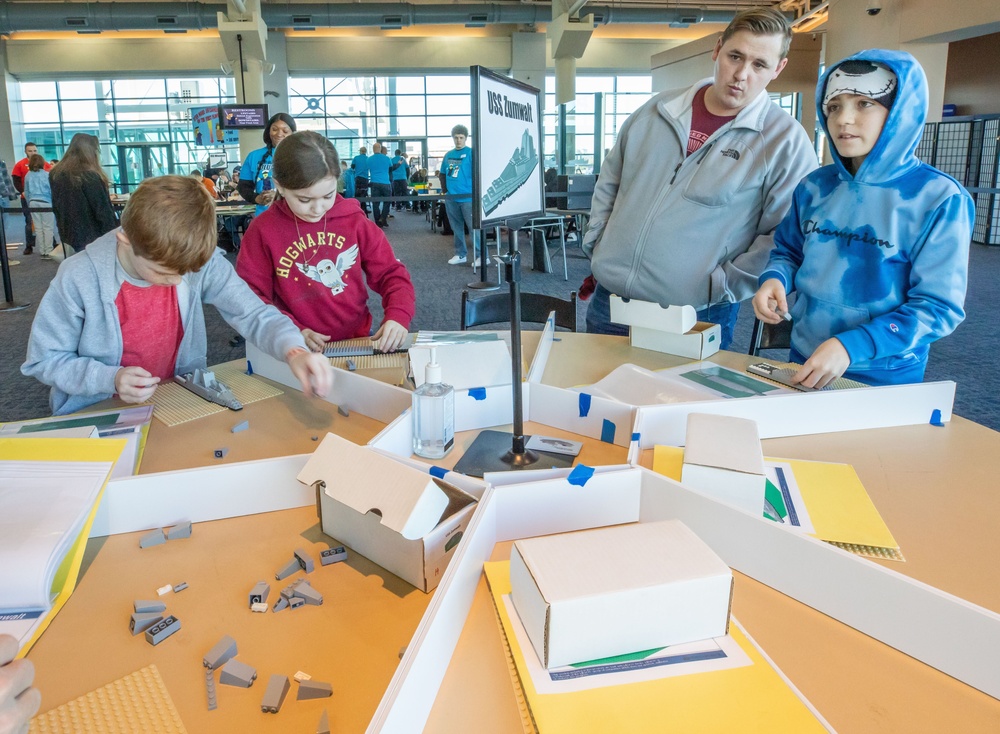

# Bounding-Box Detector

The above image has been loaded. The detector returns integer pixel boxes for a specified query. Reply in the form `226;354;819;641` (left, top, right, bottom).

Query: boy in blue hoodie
752;50;974;388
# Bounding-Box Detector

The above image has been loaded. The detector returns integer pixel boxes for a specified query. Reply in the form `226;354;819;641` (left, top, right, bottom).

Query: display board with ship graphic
471;66;545;228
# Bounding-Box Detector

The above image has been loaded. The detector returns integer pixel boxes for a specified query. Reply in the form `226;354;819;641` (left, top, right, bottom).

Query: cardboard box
298;434;476;592
681;413;765;516
609;296;721;359
509;519;733;669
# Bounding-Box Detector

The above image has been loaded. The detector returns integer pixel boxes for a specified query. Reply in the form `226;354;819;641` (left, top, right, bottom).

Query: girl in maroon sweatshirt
236;131;415;351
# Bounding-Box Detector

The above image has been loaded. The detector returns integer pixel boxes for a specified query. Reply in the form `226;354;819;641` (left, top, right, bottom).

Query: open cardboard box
298;433;479;592
609;297;721;359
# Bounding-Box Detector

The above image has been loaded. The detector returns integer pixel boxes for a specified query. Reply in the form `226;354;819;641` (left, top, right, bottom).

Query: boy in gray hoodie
22;174;331;415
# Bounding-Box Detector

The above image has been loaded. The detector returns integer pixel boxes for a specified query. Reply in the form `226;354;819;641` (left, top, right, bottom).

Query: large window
542;75;653;175
287;74;472;175
18;77;239;192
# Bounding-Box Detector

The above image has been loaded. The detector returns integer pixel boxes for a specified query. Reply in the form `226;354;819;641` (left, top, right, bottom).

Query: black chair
461;290;578;332
748;317;793;357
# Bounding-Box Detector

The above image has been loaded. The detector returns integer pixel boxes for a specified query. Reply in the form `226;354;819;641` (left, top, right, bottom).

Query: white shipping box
681;413;766;516
298;434;476;592
609;296;721;359
509;519;733;669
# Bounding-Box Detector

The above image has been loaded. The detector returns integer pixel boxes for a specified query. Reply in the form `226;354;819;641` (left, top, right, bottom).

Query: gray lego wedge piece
203;634;238;669
292;584;323;606
248;581;270;607
288;596;305;609
134;600;167;614
294;548;315;573
139;528;166;548
129;612;163;636
165;521;192;540
320;546;348;566
231;420;250;433
275;557;300;580
145;615;181;645
273;597;289;612
261;674;290;713
317;710;331;734
296;680;333;700
219;659;257;688
173;581;189;592
205;668;218;711
338;404;350;416
214;447;229;459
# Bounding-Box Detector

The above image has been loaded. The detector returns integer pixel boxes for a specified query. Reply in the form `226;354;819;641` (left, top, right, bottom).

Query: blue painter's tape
929;408;944;427
578;393;592;417
566;464;595;487
631;432;640;442
245;360;253;376
468;387;487;401
601;419;616;444
429;466;448;479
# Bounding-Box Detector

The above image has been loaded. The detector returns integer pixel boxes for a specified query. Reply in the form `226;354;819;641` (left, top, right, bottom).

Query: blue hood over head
817;49;927;184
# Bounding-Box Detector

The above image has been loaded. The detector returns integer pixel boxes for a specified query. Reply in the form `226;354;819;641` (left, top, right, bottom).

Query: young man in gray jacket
583;7;817;348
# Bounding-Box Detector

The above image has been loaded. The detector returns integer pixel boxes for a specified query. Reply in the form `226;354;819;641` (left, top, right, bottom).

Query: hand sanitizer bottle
412;348;455;459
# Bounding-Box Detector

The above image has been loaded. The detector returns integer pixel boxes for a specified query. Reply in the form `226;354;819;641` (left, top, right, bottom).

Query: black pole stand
0;208;30;313
453;220;573;478
466;205;500;292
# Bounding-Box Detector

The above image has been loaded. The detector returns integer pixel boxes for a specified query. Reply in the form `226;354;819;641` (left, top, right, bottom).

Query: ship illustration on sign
482;128;538;216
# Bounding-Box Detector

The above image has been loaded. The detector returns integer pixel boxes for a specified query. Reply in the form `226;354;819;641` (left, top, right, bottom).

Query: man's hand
301;329;331;353
0;634;41;734
372;320;407;353
752;279;789;324
793;338;851;389
287;349;332;399
114;366;160;403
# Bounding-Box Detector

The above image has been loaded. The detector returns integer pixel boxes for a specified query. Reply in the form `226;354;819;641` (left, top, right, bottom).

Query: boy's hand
0;633;41;734
287;349;333;399
301;329;331;353
372;320;408;353
752;279;789;324
255;190;276;206
793;338;850;389
114;367;160;403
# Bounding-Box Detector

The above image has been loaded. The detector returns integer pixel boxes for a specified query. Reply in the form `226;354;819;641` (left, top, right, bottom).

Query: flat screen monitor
218;104;269;130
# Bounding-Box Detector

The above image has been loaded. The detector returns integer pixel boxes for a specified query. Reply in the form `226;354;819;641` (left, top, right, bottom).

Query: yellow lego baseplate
146;362;283;427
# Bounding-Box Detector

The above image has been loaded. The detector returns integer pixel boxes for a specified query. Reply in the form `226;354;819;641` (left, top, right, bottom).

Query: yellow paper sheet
652;445;900;557
483;561;827;734
1;438;126;657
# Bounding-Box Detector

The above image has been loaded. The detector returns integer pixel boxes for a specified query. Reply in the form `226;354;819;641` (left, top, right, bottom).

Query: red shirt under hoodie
236;195;415;341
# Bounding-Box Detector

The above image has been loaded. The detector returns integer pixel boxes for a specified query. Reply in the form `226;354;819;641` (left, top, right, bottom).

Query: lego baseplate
145;362;283;427
329;352;409;372
29;664;187;734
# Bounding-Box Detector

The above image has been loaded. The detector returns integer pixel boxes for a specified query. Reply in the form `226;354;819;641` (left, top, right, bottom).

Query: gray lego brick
320;546;348;566
294;548;315;574
165;521;192;540
203;635;238;670
297;680;332;700
219;658;257;688
129;612;163;636
261;674;290;713
144;615;181;646
248;580;270;607
133;600;167;614
275;557;300;580
139;528;166;549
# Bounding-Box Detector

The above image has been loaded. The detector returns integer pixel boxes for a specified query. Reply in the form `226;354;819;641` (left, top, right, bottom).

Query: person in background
390;148;409;211
49;133;118;254
24;153;57;261
0;634;40;734
201;167;220;199
367;142;392;229
23;175;331;416
753;51;974;388
238;112;296;216
12;142;48;255
581;8;816;348
236;131;415;353
351;146;370;216
441;124;478;265
340;160;356;199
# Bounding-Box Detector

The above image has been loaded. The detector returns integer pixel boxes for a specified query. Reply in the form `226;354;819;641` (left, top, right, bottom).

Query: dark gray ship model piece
482;128;538;216
175;368;243;410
